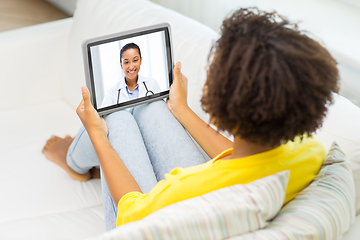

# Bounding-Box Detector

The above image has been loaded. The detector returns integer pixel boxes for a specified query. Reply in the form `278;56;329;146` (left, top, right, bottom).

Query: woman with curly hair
42;8;339;230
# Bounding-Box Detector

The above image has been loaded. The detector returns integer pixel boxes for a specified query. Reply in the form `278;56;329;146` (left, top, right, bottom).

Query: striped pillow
235;141;356;240
89;171;290;240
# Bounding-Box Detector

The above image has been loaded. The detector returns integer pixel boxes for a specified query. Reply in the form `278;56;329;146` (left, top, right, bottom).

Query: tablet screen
82;23;173;115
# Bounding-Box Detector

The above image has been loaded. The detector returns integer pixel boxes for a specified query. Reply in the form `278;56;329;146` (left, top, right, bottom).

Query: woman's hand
76;86;108;137
77;86;141;203
167;62;190;118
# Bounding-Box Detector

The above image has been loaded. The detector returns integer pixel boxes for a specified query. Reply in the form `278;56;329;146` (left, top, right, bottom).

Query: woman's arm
76;86;141;204
167;63;233;159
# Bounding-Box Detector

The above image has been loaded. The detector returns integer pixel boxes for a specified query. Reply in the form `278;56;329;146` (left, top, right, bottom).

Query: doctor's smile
100;42;161;107
121;48;142;84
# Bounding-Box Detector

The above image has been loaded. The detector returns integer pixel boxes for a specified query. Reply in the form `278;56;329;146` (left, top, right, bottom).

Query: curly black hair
201;8;339;147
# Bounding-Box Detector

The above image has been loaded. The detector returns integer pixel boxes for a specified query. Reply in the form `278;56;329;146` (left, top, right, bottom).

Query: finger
81;86;92;108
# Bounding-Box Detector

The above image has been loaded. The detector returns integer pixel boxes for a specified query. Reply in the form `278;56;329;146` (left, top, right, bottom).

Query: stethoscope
117;81;154;104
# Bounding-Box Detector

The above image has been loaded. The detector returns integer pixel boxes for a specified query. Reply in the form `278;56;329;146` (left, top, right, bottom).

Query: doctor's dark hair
201;8;339;147
120;43;141;62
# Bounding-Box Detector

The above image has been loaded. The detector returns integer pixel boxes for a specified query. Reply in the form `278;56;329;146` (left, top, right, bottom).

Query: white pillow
235;142;356;240
314;93;360;214
64;0;219;123
88;171;289;240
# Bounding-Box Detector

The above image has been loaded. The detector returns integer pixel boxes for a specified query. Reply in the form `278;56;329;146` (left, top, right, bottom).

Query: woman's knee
104;110;134;129
132;100;169;122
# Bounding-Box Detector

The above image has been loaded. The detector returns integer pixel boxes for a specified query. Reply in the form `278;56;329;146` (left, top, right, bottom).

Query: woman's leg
132;100;209;181
100;171;118;231
66;126;99;174
42;135;92;181
67;110;158;231
102;110;158;192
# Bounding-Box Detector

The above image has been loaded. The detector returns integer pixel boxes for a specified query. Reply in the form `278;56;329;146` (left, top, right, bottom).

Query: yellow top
116;136;325;226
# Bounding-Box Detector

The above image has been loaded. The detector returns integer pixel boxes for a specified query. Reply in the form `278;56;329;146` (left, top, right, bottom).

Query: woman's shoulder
285;134;326;164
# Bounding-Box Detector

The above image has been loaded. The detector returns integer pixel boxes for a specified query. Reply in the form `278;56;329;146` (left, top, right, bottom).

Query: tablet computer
82;23;173;116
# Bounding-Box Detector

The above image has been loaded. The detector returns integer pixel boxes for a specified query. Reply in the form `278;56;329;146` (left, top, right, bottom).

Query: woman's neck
125;76;138;91
221;136;280;160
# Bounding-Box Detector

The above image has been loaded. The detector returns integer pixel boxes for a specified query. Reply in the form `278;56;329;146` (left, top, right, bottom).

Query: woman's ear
120;61;123;69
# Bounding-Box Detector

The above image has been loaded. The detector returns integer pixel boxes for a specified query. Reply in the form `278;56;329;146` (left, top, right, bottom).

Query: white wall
150;0;257;32
338;0;360;8
149;0;360;107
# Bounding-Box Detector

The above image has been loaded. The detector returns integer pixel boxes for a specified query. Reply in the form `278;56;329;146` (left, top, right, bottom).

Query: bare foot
42;135;91;182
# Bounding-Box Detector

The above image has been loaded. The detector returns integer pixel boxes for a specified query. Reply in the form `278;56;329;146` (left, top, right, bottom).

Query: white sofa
0;0;360;239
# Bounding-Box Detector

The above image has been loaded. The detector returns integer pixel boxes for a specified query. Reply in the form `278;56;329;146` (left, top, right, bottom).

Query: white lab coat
100;75;161;108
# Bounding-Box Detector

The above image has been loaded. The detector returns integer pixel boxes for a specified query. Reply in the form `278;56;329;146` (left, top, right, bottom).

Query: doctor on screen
101;43;161;108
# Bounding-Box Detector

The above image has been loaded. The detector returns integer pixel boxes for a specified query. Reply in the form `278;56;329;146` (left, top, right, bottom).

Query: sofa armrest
0;18;73;112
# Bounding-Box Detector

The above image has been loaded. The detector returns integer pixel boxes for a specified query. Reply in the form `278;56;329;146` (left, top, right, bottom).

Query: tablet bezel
82;23;173;116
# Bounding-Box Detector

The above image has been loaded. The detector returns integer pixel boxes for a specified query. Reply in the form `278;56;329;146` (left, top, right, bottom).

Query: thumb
81;86;92;107
173;62;181;83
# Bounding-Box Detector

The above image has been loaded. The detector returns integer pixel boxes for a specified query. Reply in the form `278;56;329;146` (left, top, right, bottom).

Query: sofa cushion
236;141;356;240
88;171;289;240
64;0;219;124
0;206;105;240
314;93;360;214
0;101;104;240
